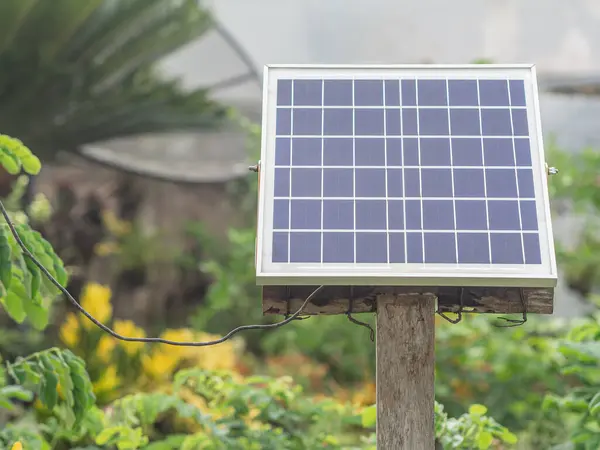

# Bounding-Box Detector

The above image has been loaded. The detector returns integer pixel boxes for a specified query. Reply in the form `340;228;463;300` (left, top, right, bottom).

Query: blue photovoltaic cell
271;76;542;266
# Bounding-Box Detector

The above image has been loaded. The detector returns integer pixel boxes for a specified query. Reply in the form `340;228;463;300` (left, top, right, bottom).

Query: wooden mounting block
262;285;554;316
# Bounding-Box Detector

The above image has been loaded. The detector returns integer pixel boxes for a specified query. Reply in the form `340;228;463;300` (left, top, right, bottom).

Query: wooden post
376;293;436;450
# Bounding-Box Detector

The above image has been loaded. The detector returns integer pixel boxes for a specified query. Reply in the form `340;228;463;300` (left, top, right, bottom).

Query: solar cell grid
271;76;540;267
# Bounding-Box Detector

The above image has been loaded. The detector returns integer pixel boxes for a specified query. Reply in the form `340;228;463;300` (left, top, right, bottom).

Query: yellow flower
139;328;239;380
194;333;236;371
159;328;199;359
80;283;112;329
94;365;120;394
59;313;79;347
160;329;237;369
142;351;180;379
11;442;22;450
97;335;117;362
113;320;146;355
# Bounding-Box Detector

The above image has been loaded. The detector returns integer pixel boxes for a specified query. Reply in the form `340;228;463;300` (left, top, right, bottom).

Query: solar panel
256;65;557;288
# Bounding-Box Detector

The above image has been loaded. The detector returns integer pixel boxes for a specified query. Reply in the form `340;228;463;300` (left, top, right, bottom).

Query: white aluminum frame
256;64;558;288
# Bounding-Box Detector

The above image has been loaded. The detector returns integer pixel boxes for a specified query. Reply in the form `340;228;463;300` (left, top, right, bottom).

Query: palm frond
0;0;228;162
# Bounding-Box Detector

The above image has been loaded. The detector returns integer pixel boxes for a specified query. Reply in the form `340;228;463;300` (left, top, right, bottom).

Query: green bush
541;312;600;449
4;369;364;449
360;402;517;449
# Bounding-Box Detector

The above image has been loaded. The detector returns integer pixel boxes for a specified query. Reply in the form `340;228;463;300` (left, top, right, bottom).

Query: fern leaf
37;353;59;410
7;349;95;425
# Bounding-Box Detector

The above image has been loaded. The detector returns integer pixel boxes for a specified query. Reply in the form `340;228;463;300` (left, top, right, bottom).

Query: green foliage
0;139;68;328
546;142;600;297
0;0;227;162
0;134;41;176
190;227;265;350
171;369;354;449
435;315;566;428
4;348;95;426
0;221;67;329
539;314;600;449
361;402;517;449
435;403;517;449
1;175;52;226
1;368;374;449
261;313;376;383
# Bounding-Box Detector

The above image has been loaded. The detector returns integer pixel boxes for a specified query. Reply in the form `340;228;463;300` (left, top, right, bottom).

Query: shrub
58;282;242;404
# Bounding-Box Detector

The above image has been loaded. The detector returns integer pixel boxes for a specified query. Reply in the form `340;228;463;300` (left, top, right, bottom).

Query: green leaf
469;404;488;417
23;257;41;301
63;350;95;421
361;404;376;428
0;148;21;174
38;355;59;410
95;426;148;449
48;353;74;408
145;435;187;450
9;361;40;385
22;296;49;330
0;385;33;402
561;341;600;361
501;430;518;444
477;431;494;449
21;154;41;175
95;428;121;445
0;225;12;291
590;392;600;416
573;431;595;443
0;397;14;409
29;231;68;288
2;290;26;323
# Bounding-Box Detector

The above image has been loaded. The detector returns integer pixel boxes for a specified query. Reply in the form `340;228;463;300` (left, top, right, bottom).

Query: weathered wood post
376;293;436;449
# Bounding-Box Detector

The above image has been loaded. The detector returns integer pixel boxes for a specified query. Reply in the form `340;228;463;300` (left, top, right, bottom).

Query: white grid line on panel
476;80;493;264
382;80;390;264
288;81;294;264
279;229;540;234
320;79;325;265
508;79;527;265
275;105;527;110
415;80;425;262
400;80;408;264
352;78;357;264
275;165;532;170
445;78;459;264
275;134;532;140
273;196;536;201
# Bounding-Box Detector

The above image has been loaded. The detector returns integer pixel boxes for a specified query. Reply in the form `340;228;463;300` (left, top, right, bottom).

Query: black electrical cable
0;199;324;347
